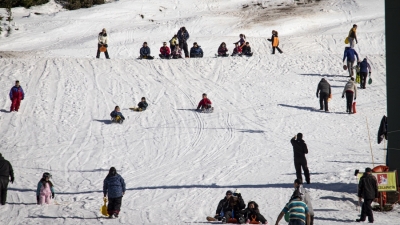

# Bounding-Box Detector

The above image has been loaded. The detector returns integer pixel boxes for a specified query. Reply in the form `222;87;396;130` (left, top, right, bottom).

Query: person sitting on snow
36;172;55;205
217;42;228;57
171;46;183;59
137;97;148;111
241;42;253;56
110;106;125;123
190;42;204;58
239;201;268;224
140;42;153;59
231;42;242;56
159;42;171;59
197;93;212;111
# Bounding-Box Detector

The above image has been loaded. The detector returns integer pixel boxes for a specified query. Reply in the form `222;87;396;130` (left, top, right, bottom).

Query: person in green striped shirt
274;190;310;225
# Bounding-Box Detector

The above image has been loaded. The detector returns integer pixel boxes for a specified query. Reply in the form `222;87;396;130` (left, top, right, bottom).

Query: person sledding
110;106;125;123
190;42;204;58
241;42;253;56
139;42;154;59
171;46;183;59
239;201;268;224
103;167;126;219
36;172;55;205
196;93;213;112
236;34;246;49
231;42;242;56
267;30;283;54
9;80;24;112
131;97;148;111
159;42;171;59
217;42;229;57
96;28;110;59
207;189;246;224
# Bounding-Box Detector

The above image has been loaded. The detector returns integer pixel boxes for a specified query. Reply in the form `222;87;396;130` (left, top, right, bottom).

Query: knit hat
233;189;240;196
365;167;372;173
109;167;117;175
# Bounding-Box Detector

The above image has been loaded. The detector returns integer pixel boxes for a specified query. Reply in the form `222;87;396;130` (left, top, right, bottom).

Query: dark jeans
360;72;368;88
107;196;122;215
289;219;305;225
345;91;354;113
190;53;203;58
0;177;9;205
96;44;110;59
360;199;374;222
319;92;329;111
310;215;314;225
179;41;189;57
294;158;310;183
170;45;176;52
272;46;283;54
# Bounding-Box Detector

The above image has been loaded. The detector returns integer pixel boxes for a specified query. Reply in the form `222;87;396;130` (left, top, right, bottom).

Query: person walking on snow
348;24;358;48
140;42;153;59
9;80;24;112
96;28;110;59
356;167;378;223
316;78;331;112
177;27;190;58
275;190;310;225
359;58;371;89
0;153;14;205
343;46;359;77
159;42;171;59
103;167;126;218
268;30;283;54
342;77;357;114
294;179;314;225
291;133;310;184
36;172;55;205
197;93;212;110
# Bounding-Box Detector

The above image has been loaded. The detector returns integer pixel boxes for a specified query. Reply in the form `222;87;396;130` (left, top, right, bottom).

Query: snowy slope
0;0;396;224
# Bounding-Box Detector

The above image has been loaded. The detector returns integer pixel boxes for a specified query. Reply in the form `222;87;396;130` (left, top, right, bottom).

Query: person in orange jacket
267;30;283;54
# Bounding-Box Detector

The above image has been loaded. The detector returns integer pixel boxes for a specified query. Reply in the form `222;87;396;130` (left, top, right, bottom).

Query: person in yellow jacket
169;34;179;52
267;30;283;54
348;24;358;48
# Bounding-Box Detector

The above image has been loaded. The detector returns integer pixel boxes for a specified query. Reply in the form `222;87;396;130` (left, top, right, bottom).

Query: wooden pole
366;117;375;167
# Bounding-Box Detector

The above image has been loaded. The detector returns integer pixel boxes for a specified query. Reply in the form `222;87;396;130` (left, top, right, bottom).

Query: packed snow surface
0;0;395;224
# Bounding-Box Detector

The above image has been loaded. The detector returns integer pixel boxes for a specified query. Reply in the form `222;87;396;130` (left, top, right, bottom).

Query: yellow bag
344;37;349;44
101;198;109;216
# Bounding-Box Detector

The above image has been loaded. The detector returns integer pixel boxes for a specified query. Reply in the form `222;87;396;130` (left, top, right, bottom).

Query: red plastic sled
352;102;356;113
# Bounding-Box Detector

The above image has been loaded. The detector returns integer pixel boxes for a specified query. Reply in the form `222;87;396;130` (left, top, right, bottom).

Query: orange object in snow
352;102;356;113
100;46;107;52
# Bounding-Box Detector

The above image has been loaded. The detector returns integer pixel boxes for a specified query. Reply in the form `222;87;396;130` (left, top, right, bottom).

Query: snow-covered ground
0;0;395;224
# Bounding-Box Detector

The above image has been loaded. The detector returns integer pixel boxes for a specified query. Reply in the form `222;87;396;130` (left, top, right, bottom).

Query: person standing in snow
9;80;24;112
268;30;283;54
177;27;190;58
291;133;310;184
36;172;55;205
342;77;357;114
140;42;153;59
159;42;171;59
316;78;331;112
169;34;179;52
348;24;358;49
103;167;126;218
343;47;359;77
96;28;110;59
275;190;310;225
294;179;314;225
0;153;14;205
197;93;212;111
356;167;378;223
359;58;371;89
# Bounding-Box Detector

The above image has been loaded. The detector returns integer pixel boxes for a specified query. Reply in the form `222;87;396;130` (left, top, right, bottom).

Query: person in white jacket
294;179;314;225
96;28;110;59
342;77;357;114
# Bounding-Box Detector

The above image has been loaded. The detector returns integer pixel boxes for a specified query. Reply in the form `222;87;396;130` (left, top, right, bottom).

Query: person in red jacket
231;42;242;56
9;80;25;112
197;93;212;110
159;42;171;59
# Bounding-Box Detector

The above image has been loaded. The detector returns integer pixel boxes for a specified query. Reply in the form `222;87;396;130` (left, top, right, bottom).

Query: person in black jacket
291;133;310;184
213;190;233;221
356;168;378;223
239;201;268;224
316;78;331;112
137;97;148;111
0;153;14;205
241;42;253;56
177;27;190;58
213;190;245;223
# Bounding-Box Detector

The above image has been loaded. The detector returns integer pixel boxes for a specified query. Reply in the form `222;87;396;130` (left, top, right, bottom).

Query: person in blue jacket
9;80;25;112
140;42;153;59
103;167;126;218
359;58;371;89
110;106;125;123
190;42;203;58
343;47;359;77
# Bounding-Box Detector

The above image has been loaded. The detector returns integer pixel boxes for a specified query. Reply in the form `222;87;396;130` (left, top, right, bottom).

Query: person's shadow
0;109;10;113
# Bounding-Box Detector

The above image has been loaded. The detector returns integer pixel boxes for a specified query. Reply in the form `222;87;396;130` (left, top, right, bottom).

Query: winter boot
221;217;227;224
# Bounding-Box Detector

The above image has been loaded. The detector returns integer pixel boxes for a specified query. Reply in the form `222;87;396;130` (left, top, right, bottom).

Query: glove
104;44;108;48
342;95;344;98
354;98;356;100
10;177;14;184
316;94;318;98
100;42;103;45
369;72;371;76
37;196;40;205
356;40;358;44
52;192;55;199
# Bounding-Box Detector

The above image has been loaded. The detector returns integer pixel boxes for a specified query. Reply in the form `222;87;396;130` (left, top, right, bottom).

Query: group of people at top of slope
96;27;284;59
316;24;372;114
